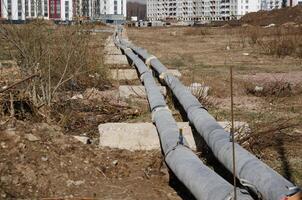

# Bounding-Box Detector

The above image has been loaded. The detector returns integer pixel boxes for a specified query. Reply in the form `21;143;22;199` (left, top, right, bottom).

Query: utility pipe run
113;31;253;200
116;29;301;200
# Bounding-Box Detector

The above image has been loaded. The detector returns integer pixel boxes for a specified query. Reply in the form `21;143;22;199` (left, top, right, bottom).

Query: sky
127;0;146;4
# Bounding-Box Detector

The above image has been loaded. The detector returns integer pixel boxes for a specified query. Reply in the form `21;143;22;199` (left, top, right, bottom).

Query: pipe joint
140;70;152;82
164;142;190;159
145;55;157;67
151;106;170;122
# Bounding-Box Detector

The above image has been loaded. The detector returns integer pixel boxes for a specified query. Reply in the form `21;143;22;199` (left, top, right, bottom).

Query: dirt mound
240;5;302;26
0;120;185;199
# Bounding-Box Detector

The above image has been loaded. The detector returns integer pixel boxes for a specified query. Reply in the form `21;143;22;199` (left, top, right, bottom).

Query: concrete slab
110;69;138;80
104;36;128;65
104;46;123;55
119;85;167;99
104;55;129;65
98;121;249;151
110;69;181;80
98;122;195;151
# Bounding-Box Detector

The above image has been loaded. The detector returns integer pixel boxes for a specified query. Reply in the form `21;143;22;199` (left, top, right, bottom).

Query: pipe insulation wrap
114;34;253;200
123;37;299;200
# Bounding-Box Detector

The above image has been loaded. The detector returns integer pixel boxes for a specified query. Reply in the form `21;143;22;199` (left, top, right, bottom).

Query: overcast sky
128;0;146;4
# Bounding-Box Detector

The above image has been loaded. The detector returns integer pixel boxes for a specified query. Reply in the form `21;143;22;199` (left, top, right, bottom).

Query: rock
264;23;275;28
255;86;263;92
0;142;7;148
243;52;249;56
24;134;40;142
73;136;91;144
41;156;48;162
112;160;118;166
70;94;83;100
66;179;85;187
0;175;10;183
4;128;20;143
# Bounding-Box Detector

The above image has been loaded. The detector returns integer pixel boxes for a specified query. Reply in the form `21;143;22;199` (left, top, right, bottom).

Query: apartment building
147;0;302;22
0;0;73;21
0;0;126;21
147;0;262;22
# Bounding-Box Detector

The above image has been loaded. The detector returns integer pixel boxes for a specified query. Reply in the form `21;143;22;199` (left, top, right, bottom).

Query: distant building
0;0;126;22
146;0;300;23
147;0;262;22
0;0;73;21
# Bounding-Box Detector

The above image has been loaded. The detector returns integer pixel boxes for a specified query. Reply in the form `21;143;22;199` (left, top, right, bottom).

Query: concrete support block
98;121;249;151
110;69;138;80
110;69;182;80
104;55;129;65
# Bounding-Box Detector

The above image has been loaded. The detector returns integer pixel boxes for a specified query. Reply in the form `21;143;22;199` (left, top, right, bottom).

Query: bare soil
0;119;182;200
240;5;302;26
127;25;302;186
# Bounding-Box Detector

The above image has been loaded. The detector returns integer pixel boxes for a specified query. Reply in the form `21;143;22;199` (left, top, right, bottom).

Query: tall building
0;0;73;21
0;0;126;21
146;0;302;22
147;0;262;22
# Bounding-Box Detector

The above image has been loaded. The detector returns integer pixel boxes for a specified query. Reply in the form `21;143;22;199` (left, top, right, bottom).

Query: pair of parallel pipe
114;32;253;200
115;27;300;200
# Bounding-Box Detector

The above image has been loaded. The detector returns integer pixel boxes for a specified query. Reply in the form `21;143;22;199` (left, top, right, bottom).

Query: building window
31;0;35;16
65;1;69;19
7;0;12;17
25;1;29;16
114;0;117;14
37;0;42;16
121;0;123;15
49;0;61;18
18;0;22;17
44;0;48;17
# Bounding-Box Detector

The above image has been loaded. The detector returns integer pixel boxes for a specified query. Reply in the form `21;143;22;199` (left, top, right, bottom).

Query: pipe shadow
275;132;294;183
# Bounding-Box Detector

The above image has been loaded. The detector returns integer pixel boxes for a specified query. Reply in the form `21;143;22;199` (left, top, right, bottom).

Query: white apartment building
0;0;73;21
147;0;300;22
147;0;262;22
261;0;282;10
100;0;126;16
0;0;126;21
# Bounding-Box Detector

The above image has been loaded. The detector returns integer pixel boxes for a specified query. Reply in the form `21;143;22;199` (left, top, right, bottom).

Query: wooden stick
0;74;39;93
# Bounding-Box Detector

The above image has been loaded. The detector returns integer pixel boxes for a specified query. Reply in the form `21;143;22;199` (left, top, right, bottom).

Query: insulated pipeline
116;29;301;200
113;31;253;200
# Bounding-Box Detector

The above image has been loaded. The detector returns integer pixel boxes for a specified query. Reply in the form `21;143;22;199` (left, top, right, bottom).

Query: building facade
147;0;300;22
0;0;126;21
0;0;73;21
147;0;262;22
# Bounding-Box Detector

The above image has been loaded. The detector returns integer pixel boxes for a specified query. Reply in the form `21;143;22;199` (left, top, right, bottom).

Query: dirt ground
0;119;187;199
240;5;302;26
1;21;302;199
127;25;302;186
0;24;191;200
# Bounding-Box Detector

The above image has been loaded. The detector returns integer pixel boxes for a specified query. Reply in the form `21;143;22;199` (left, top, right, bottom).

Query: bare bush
245;26;302;58
244;80;293;97
0;20;109;117
238;116;299;157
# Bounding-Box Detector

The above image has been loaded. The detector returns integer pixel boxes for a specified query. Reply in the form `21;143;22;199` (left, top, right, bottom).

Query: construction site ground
1;17;302;199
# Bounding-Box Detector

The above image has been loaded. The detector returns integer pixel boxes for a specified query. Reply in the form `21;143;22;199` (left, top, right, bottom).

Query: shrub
0;20;110;108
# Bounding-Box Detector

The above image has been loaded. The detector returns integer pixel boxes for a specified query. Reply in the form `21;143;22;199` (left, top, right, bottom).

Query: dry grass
127;25;302;185
0;20;111;120
245;26;302;58
183;27;210;36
